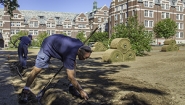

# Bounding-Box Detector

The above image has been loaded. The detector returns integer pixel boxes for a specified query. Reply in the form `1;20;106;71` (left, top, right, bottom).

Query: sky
0;0;112;13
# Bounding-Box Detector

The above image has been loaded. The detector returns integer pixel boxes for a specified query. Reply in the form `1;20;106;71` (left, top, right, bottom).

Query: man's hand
67;69;89;99
80;90;89;100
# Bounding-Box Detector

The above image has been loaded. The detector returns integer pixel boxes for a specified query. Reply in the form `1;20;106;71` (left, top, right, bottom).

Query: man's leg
22;45;28;68
18;44;23;66
20;67;42;103
25;67;42;87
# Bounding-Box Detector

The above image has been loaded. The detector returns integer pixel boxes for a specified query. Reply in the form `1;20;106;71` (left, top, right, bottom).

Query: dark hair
80;46;92;53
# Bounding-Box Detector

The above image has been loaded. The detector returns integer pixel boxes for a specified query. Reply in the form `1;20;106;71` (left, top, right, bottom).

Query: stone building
109;0;185;45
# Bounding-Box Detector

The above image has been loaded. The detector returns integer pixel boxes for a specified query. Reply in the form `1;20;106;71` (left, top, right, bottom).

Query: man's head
77;46;92;60
28;35;32;40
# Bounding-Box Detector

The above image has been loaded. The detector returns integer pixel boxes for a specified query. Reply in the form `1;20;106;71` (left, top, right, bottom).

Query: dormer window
171;0;177;6
29;21;38;28
38;16;44;19
176;6;183;12
13;14;18;18
144;1;153;8
80;18;84;21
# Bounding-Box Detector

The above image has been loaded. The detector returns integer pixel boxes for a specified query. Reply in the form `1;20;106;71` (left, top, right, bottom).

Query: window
0;29;2;33
144;1;153;8
125;12;127;18
11;29;20;35
104;11;107;15
63;31;71;36
115;6;119;11
34;30;38;35
161;12;170;19
176;14;183;20
47;30;55;35
63;23;71;29
29;21;38;28
16;22;21;26
161;3;170;10
11;22;21;27
13;14;18;18
0;21;2;26
176;6;183;12
144;20;153;27
120;13;123;19
176;32;184;38
98;17;101;22
176;22;183;29
29;30;38;35
78;24;85;28
80;18;84;21
144;10;153;17
132;10;136;16
115;15;118;20
46;22;55;28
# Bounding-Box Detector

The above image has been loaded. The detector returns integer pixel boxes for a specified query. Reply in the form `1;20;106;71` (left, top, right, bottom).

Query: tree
36;32;48;47
0;0;19;16
153;18;177;39
76;31;86;43
89;32;109;48
9;31;28;48
113;16;153;56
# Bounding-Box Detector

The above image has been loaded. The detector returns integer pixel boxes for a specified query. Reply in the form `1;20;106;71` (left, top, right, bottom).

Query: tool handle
83;27;98;44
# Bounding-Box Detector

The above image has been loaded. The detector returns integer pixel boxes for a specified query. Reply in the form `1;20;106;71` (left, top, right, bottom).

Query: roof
0;8;78;25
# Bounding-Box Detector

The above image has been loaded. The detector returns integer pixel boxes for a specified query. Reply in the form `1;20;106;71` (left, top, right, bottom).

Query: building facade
109;0;185;45
88;1;109;32
0;1;109;48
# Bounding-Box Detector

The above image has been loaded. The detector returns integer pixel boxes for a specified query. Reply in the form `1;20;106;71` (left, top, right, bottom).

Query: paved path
0;51;19;105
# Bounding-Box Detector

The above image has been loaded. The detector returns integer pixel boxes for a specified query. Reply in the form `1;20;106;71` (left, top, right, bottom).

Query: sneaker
19;89;34;103
68;86;81;98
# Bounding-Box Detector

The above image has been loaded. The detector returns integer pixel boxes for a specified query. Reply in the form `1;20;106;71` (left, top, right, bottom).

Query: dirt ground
5;46;185;105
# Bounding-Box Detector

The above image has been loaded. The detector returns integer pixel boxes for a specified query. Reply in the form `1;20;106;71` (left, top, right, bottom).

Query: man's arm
66;69;89;100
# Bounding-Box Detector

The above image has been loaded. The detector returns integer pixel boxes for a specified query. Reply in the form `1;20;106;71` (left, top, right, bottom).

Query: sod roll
163;39;176;45
102;49;124;63
123;49;136;61
91;42;107;52
161;45;173;52
110;38;131;54
173;44;179;51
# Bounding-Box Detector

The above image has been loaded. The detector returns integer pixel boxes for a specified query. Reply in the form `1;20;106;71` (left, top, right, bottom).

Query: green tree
0;0;19;16
89;32;109;48
76;31;86;43
9;31;28;48
36;32;48;47
153;18;177;39
113;16;153;56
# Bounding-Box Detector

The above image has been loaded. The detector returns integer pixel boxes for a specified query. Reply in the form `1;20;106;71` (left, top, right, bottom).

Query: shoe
68;86;81;98
22;66;27;69
19;89;34;103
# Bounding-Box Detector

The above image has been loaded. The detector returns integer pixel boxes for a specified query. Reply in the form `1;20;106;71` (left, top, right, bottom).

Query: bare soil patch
6;46;185;105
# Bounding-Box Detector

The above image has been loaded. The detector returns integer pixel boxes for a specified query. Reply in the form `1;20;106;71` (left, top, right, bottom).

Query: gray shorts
35;48;50;68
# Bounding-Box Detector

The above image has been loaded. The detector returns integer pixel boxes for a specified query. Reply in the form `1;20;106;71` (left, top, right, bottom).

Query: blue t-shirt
41;34;83;70
20;36;31;45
